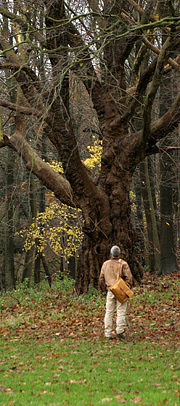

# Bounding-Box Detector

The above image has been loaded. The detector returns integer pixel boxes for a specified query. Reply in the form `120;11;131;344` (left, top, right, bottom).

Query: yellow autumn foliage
23;201;83;258
84;138;102;170
22;139;102;257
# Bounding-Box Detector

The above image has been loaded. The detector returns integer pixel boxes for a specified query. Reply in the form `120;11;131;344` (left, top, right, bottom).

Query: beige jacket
99;258;133;290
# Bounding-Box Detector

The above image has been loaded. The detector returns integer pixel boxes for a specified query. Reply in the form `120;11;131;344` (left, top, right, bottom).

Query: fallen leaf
0;386;12;392
4;387;13;393
69;379;86;384
131;396;141;403
116;396;126;403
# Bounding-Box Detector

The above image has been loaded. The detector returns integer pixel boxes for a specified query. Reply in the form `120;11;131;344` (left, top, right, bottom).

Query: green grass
0;338;179;405
0;272;180;405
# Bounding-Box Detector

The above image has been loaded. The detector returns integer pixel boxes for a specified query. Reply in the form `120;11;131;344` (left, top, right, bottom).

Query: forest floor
0;271;180;405
1;271;179;344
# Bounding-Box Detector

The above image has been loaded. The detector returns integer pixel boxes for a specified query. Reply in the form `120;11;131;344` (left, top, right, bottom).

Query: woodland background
0;0;180;292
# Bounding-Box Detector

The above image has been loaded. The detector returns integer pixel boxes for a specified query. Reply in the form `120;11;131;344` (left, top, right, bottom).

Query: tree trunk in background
134;167;145;267
140;159;155;271
148;156;159;231
33;12;48;285
160;141;178;274
21;173;37;284
0;258;6;291
144;157;160;272
21;247;34;286
34;132;47;285
140;157;160;273
2;8;15;290
159;1;178;275
173;144;180;264
0;108;5;290
41;255;52;287
34;248;41;284
4;149;15;289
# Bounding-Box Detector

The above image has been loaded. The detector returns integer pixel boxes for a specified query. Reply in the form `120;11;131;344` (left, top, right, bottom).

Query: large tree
0;0;180;291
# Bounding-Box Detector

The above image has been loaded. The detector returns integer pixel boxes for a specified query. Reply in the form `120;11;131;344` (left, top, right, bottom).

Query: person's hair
110;245;121;258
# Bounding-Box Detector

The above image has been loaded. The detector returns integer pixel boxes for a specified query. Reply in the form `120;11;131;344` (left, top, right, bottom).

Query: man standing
99;245;133;340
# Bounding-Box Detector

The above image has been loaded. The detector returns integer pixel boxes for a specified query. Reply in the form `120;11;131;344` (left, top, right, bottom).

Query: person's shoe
117;332;125;340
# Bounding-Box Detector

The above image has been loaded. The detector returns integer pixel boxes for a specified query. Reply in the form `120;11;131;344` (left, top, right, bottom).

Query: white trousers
104;290;127;338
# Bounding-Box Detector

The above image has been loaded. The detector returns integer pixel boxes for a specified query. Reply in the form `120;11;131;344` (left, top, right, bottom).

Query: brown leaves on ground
1;272;180;345
128;271;180;345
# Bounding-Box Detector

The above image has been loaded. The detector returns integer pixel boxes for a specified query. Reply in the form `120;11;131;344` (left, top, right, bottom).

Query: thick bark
76;188;142;294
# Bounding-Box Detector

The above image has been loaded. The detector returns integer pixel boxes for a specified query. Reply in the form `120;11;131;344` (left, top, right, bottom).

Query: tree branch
2;131;74;207
0;62;45;95
149;92;180;144
132;92;180;160
110;57;157;129
142;37;180;72
126;0;168;27
64;18;105;121
142;34;173;141
0;98;42;117
146;145;180;156
0;37;44;111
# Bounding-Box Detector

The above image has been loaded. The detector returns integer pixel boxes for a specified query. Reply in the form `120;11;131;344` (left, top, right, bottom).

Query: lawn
0;272;180;405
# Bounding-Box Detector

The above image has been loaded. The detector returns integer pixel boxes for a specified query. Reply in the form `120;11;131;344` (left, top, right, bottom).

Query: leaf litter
1;271;179;346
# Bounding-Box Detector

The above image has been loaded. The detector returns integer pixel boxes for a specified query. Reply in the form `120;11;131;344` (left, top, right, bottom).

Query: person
99;245;133;340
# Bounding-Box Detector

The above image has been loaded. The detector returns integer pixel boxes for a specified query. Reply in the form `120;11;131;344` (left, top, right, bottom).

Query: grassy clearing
0;338;179;405
0;272;180;405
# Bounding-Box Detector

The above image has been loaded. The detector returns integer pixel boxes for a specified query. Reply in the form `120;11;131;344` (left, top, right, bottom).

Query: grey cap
110;245;121;258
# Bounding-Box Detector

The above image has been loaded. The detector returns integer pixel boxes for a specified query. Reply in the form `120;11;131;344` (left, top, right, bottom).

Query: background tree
0;1;180;292
158;0;178;275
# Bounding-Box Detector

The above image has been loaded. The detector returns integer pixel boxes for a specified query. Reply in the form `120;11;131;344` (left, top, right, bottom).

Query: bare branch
142;37;180;72
110;57;158;129
0;98;42;117
149;92;180;143
142;35;173;140
146;145;180;156
126;0;165;25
